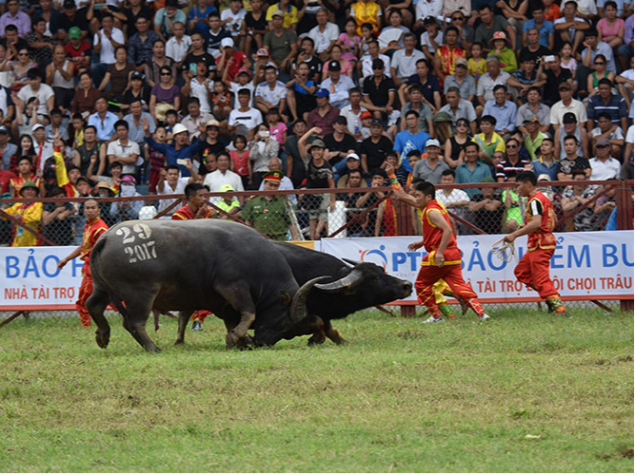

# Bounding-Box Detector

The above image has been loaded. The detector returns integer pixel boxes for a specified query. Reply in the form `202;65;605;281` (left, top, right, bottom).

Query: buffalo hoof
95;330;110;349
174;339;184;346
145;345;161;353
307;336;326;346
226;331;241;349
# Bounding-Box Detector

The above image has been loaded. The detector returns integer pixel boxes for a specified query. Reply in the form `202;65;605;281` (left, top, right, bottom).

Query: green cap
19;181;39;196
69;26;81;39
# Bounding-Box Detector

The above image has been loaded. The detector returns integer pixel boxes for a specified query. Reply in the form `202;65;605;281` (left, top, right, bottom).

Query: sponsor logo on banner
321;232;634;302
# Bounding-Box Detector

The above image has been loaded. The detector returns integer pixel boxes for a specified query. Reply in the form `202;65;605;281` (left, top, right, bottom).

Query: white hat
221;37;234;48
425;138;441;148
172;124;189;136
346;152;360;161
32;123;45;132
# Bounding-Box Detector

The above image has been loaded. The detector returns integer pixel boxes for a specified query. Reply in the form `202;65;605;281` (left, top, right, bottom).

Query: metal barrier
0;179;632;325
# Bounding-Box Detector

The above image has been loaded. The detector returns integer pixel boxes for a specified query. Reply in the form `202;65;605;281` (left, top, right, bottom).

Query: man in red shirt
503;171;567;315
386;163;490;323
64;26;92;71
58;199;109;327
172;182;214;330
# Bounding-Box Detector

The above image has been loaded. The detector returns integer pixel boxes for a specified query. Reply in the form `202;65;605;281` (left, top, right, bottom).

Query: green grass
0;308;633;472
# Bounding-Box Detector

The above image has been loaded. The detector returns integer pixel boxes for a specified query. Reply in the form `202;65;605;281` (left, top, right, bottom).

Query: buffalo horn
341;258;360;266
314;269;364;292
290;276;330;323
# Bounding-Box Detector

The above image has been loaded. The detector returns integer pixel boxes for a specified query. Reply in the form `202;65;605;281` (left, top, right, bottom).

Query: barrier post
616;181;634;311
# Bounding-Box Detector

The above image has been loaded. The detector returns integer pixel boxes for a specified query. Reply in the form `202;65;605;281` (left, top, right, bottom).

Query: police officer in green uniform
242;170;298;241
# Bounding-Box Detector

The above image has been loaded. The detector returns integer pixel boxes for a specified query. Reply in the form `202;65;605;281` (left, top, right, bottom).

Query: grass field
0;307;633;472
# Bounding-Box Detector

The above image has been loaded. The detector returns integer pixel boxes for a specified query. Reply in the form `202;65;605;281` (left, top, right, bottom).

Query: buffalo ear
280;291;291;307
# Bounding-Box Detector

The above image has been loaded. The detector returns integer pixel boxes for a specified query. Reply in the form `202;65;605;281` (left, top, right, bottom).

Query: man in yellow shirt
266;0;298;28
472;114;506;164
1;182;43;247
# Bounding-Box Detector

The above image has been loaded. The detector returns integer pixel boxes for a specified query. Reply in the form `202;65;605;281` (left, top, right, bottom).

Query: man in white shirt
359;40;390;80
181;97;214;140
390;33;425;85
93;13;125;65
203;152;245;203
255;65;287;115
339;87;368;137
157;161;200;216
307;8;339;57
589;137;621;180
320;60;355;110
106;120;141;176
549;82;587;127
165;21;191;63
415;0;443;25
228;88;263;140
16;69;55;116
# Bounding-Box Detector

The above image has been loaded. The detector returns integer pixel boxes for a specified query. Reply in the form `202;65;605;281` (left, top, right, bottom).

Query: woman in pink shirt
597;1;625;48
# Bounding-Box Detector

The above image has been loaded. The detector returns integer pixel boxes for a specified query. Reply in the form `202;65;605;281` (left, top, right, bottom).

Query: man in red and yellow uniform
58;199;109;327
172;182;214;330
386;163;491;323
504;171;567;315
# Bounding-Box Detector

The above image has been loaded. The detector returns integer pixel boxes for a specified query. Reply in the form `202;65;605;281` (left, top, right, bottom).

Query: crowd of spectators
0;0;633;244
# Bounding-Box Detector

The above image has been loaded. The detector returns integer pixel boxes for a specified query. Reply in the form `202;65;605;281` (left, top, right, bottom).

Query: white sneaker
479;313;491;322
422;316;444;324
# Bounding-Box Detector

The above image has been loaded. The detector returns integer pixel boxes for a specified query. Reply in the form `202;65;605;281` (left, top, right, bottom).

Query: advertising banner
321;231;634;302
1;247;83;310
0;232;633;309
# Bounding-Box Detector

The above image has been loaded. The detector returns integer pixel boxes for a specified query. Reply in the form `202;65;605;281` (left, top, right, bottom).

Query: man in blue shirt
522;6;555;50
455;142;495;198
587;78;629;132
143;121;208;177
393;110;430;172
87;97;119;142
482;85;517;140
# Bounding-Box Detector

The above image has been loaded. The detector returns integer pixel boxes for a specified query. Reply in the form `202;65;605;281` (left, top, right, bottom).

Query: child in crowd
229;134;251;189
147;126;168;193
468;42;487;81
212;80;233;122
267;108;287;149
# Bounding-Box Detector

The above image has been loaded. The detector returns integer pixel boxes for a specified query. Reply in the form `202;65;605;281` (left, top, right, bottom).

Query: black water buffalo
87;220;325;351
271;241;413;345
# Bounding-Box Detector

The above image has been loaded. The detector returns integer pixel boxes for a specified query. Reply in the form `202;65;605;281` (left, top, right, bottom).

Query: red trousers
514;248;558;299
76;263;93;327
415;264;482;317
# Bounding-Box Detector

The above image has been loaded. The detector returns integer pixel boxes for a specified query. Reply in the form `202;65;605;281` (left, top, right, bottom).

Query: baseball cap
271;9;284;17
206;119;220;128
172;123;189;135
370;118;383;126
455;57;467;67
131;71;145;81
523;116;539;124
220;184;235;192
309;139;325;150
425;138;441;148
485;55;500;64
68;26;81;39
361;111;373;120
121;175;136;184
433;111;453;123
237;67;251;77
32;123;44;132
0;125;8;134
346;152;360;161
423;15;437;24
562;112;577;123
63;0;76;8
558;82;573;91
221;37;234;48
328;60;341;71
537;174;551;182
596;137;611;147
315;88;330;98
256;48;269;57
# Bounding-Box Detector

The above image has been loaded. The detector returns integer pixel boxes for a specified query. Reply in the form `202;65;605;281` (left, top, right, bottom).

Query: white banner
0;247;83;309
0;232;633;309
321;231;634;302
